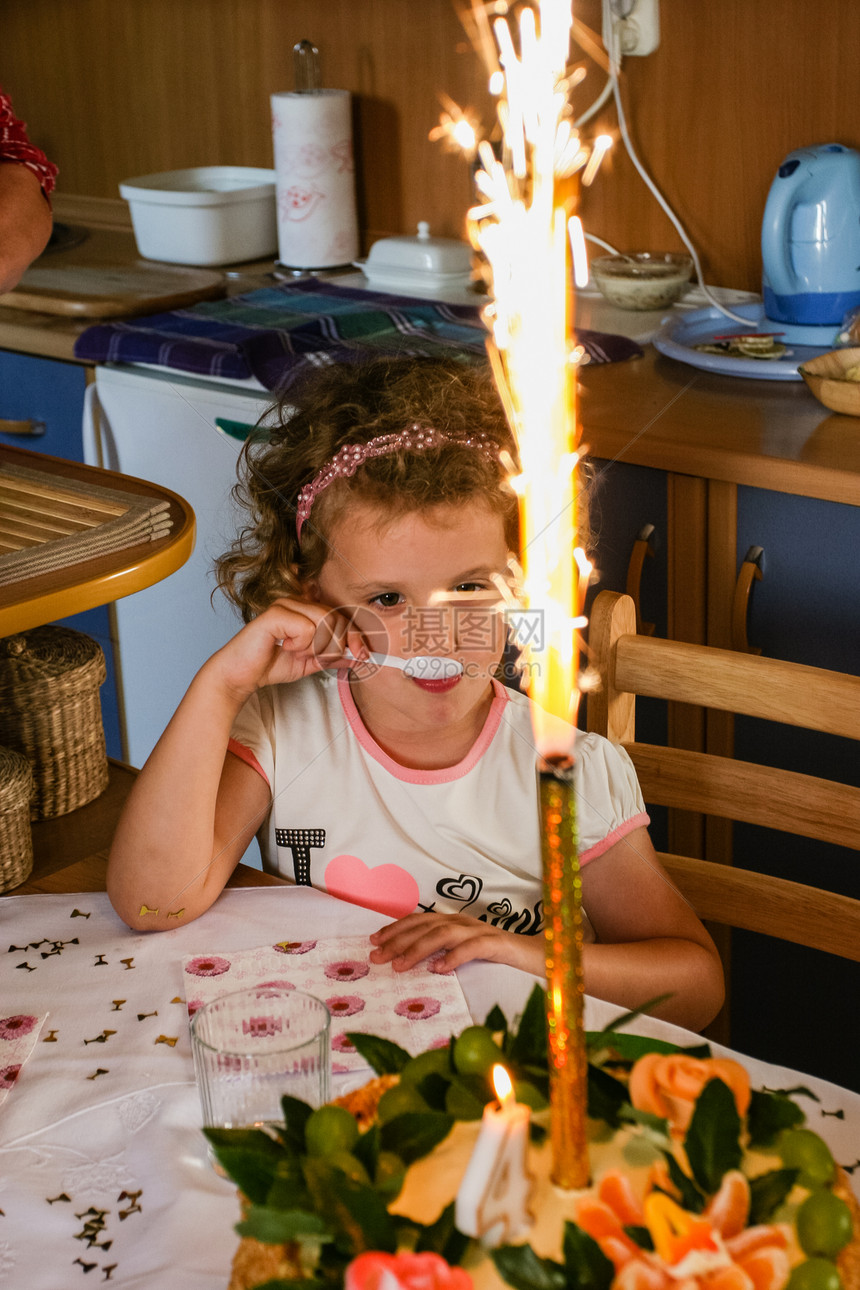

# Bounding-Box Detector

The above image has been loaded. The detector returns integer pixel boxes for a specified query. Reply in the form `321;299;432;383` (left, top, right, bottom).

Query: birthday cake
213;987;859;1290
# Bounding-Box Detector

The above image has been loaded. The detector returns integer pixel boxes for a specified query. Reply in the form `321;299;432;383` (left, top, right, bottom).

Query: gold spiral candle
539;758;589;1189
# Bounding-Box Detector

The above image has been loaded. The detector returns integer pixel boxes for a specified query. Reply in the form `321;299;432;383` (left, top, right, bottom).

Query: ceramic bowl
799;347;860;415
590;252;693;311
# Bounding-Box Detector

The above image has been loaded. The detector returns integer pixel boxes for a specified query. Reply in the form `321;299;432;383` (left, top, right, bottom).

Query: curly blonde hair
216;356;521;621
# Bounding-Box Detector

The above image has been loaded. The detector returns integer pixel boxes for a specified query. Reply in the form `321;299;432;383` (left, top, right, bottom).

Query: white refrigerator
84;365;273;862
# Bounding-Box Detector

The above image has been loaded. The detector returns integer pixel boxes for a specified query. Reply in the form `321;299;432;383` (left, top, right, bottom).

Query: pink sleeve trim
579;812;650;867
227;737;270;787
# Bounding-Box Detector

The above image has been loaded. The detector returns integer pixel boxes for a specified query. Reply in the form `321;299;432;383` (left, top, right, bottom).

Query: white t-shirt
228;673;649;938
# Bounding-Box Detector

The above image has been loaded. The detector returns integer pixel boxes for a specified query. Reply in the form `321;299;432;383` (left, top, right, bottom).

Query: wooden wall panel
2;0;860;286
578;0;860;291
1;0;491;250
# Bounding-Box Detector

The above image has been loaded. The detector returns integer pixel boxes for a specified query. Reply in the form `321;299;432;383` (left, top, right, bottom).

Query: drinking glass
190;986;331;1131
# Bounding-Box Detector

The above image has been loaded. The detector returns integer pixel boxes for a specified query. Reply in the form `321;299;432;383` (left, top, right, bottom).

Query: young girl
107;357;724;1031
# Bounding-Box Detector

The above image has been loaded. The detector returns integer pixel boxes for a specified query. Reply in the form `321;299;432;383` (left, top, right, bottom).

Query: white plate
653;302;838;381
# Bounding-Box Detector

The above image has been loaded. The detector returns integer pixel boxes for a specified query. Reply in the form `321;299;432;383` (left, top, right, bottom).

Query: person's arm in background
0;88;57;292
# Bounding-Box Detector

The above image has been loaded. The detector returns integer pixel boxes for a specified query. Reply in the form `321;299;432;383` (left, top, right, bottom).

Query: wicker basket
0;626;109;819
0;745;34;891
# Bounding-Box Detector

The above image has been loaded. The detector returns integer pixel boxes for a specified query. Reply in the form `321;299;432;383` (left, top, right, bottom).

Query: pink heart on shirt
323;855;420;919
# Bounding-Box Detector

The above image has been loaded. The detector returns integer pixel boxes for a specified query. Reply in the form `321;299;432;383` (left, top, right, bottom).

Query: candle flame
492;1063;514;1105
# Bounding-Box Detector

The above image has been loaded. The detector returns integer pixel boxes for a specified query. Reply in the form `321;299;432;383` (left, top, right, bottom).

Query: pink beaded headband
295;424;501;541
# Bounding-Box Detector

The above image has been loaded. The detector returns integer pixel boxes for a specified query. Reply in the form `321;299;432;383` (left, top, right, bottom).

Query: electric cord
598;3;752;327
575;72;614;128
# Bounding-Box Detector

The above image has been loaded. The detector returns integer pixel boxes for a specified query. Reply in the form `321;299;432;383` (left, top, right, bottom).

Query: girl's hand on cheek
369;912;543;976
210;597;368;700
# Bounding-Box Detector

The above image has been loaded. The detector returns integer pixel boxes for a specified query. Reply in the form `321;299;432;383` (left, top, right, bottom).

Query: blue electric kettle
762;142;860;332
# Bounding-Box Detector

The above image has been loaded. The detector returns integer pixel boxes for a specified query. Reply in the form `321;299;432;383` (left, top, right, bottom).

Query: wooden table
0;442;196;635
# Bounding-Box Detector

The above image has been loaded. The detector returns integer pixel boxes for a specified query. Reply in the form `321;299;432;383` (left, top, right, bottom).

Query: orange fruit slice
706;1170;751;1238
572;1196;641;1267
738;1246;792;1290
700;1261;755;1290
727;1227;792;1262
600;1170;646;1226
614;1258;671;1290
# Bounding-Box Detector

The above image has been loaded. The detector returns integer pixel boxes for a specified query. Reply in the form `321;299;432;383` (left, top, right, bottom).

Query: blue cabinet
587;458;668;638
730;486;860;1090
0;350;122;759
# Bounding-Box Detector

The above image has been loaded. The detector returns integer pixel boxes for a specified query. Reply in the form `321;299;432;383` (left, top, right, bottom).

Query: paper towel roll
271;89;359;270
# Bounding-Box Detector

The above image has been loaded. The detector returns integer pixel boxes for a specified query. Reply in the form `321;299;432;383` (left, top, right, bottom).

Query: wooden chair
586;590;860;961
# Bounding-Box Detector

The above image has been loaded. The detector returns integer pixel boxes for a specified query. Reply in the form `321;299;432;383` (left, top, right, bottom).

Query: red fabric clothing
0;87;57;197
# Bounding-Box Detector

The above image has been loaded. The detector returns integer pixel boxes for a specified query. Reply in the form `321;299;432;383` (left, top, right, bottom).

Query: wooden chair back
586;590;860;960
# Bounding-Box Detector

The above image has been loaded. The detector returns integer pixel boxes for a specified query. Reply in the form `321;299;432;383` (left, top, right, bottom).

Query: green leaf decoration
620;1105;671;1141
623;1225;655;1251
588;996;674;1044
416;1071;453;1111
345;1032;411;1075
302;1157;397;1255
562;1221;616;1290
445;1073;492;1120
484;1003;509;1035
379;1110;455;1164
747;1089;806;1147
587;1063;629;1127
413;1200;469;1266
586;1032;682;1063
491;1242;567;1290
203;1127;285;1205
235;1205;331;1245
748;1168;800;1225
662;1153;706;1213
507;983;548;1068
266;1156;314;1213
684;1078;743;1195
277;1095;313;1154
348;1122;378;1176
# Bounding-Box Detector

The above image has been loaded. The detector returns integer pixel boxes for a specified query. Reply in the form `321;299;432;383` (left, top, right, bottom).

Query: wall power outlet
604;0;660;57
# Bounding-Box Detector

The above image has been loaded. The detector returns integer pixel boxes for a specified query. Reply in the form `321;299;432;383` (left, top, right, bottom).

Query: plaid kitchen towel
73;277;642;391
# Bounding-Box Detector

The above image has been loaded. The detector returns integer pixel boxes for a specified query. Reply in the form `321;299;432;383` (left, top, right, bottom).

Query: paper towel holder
293;39;321;93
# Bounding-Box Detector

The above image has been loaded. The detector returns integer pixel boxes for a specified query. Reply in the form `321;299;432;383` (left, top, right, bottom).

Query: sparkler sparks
457;0;602;748
441;0;611;1190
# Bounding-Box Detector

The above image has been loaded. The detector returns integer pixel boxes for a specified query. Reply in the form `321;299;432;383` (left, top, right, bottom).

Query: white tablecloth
2;887;859;1289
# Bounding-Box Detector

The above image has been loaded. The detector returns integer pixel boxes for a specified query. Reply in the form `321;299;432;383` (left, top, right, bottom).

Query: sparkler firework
447;0;610;1188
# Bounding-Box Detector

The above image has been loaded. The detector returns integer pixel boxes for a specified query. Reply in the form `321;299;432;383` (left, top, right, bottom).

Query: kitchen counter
2;201;860;507
580;347;860;507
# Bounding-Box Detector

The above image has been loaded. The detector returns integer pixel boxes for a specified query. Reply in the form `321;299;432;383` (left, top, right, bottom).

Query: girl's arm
107;597;365;931
368;827;725;1033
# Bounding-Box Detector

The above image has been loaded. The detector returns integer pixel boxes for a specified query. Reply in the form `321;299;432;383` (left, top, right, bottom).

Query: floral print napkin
0;1011;48;1108
182;935;473;1074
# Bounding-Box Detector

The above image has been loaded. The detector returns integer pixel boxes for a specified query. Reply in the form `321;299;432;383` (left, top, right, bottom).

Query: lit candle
455;1065;535;1247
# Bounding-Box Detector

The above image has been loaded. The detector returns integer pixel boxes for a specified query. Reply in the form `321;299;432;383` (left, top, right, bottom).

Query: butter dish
355;221;473;292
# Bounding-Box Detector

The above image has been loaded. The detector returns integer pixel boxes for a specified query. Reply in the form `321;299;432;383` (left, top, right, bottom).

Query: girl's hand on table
369;912;545;976
207;597;369;702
